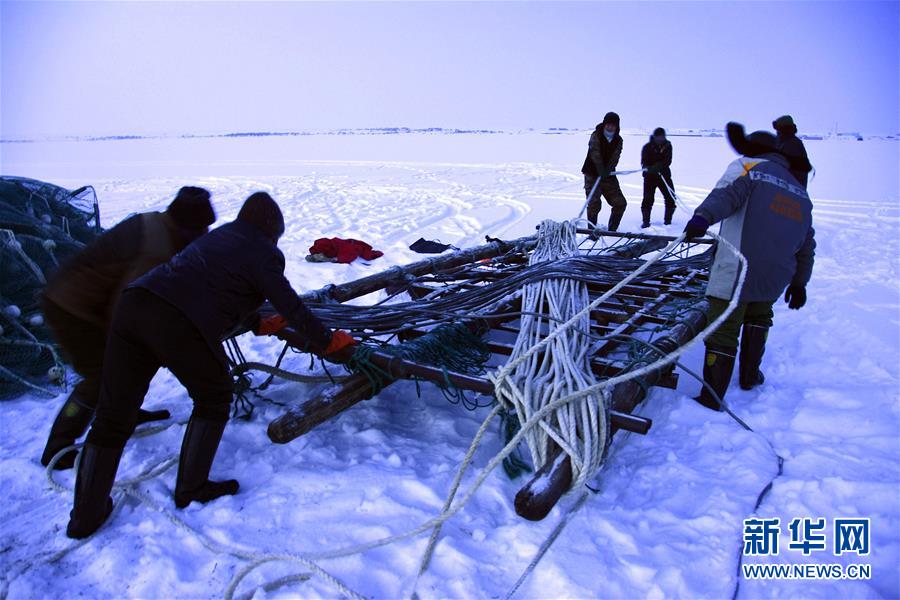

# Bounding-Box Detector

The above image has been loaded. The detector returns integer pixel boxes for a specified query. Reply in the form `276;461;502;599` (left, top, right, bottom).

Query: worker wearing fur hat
581;112;628;232
683;123;815;411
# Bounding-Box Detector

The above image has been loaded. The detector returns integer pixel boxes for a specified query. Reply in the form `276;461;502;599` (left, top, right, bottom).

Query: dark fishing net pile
1;176;102;399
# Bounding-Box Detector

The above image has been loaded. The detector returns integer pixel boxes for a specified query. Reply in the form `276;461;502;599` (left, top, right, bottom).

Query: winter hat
167;187;215;230
602;112;621;128
726;122;811;174
237;192;285;242
772;115;796;132
653;127;666;137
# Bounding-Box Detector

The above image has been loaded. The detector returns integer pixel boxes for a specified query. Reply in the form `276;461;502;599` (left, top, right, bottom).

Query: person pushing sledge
41;187;216;470
65;192;356;539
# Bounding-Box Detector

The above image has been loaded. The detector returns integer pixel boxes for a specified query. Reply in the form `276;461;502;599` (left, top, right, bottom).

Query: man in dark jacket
773;115;812;188
40;187;216;470
65;192;356;539
684;123;815;411
581;112;627;231
640;127;676;228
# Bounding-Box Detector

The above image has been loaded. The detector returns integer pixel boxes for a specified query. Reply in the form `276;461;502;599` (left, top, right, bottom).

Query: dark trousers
705;297;775;349
86;288;233;449
641;173;676;224
584;176;627;231
42;299;106;409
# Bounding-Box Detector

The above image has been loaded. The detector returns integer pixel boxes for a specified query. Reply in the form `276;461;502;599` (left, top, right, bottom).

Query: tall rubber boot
41;400;170;470
608;206;625;233
66;444;123;539
739;324;768;390
174;417;239;509
41;394;95;470
640;206;652;229
664;204;675;226
693;345;736;411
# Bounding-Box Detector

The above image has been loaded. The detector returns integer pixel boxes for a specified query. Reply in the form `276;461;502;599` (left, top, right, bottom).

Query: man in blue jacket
684;123;815;410
65;192;356;539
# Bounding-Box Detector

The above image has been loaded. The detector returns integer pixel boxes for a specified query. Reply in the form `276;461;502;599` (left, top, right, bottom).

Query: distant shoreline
3;127;895;145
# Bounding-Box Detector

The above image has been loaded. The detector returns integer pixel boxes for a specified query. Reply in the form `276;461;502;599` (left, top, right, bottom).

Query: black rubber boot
664;205;675;225
640;206;652;229
66;444;123;539
174;418;239;509
608;207;625;233
739;324;769;390
41;403;169;471
41;396;94;470
694;345;736;412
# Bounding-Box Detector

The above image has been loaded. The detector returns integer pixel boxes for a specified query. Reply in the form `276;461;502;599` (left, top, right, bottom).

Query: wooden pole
267;332;652;444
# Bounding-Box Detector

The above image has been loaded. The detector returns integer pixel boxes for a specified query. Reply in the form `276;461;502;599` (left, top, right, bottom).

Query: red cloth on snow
308;237;384;264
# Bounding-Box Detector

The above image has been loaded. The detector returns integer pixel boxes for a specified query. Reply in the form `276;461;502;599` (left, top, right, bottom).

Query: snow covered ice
1;130;898;599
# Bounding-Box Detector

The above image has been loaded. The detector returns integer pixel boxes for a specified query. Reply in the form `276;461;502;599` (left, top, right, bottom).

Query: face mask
604;129;615;141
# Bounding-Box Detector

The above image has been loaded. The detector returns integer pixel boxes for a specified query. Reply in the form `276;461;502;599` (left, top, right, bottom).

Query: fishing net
0;176;102;399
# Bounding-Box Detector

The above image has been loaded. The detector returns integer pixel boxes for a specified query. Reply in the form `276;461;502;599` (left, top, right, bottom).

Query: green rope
345;322;492;399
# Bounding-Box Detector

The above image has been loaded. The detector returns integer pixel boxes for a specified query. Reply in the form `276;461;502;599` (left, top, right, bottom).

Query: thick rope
493;220;608;488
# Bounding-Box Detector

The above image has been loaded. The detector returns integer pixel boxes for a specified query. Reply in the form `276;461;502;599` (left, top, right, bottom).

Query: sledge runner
581;112;627;232
684;123;815;411
40;187;216;470
773;114;813;188
640;127;676;228
65;192;357;539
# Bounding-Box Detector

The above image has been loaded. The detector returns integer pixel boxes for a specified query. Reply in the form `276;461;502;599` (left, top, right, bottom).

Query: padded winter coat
694;153;816;303
581;126;623;180
44;212;179;327
640;138;673;179
134;220;331;354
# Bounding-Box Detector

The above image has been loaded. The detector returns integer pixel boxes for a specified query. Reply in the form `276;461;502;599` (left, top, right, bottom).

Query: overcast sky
2;1;898;137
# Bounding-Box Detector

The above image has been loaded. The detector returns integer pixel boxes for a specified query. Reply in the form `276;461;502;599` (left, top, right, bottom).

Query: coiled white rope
493;219;609;487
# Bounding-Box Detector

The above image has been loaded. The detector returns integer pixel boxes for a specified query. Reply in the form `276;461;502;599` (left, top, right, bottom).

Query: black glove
784;284;807;310
683;215;709;241
645;165;660;175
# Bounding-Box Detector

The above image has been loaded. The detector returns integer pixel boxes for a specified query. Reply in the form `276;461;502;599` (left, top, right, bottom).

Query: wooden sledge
233;230;715;520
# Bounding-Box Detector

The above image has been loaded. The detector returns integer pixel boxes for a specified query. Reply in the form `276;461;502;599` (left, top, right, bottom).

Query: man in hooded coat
65;192;356;539
40;186;216;470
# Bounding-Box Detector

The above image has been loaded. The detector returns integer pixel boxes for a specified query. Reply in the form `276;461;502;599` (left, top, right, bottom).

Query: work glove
324;330;358;363
683;215;709;241
784;284;807;310
254;314;288;336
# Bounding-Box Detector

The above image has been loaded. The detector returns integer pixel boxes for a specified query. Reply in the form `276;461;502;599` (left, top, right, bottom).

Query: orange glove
324;330;357;362
255;314;288;336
